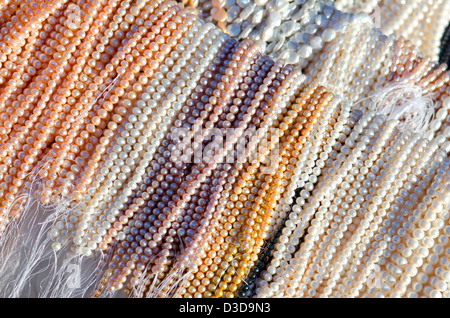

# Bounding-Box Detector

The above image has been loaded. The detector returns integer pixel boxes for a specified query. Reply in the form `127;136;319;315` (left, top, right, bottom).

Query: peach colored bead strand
44;0;179;249
35;0;177;209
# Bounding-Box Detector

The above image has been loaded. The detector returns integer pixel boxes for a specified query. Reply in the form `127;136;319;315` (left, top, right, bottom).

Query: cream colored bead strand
314;130;414;297
72;20;217;252
380;0;420;40
278;117;401;298
304;128;408;297
375;155;450;298
314;23;371;95
306;20;367;93
346;145;446;298
343;130;450;297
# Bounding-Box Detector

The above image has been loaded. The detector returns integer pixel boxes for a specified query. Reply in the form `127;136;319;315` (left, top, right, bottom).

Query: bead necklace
256;111;393;297
70;16;209;254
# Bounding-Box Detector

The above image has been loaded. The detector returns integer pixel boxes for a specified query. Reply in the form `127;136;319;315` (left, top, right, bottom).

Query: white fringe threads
371;81;435;134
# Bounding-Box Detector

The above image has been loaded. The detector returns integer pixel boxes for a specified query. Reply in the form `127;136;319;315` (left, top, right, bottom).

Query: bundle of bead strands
251;84;450;297
253;88;450;298
0;0;311;298
48;2;210;255
93;52;304;298
337;0;450;61
441;23;450;66
0;0;221;297
203;0;450;116
236;107;363;297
